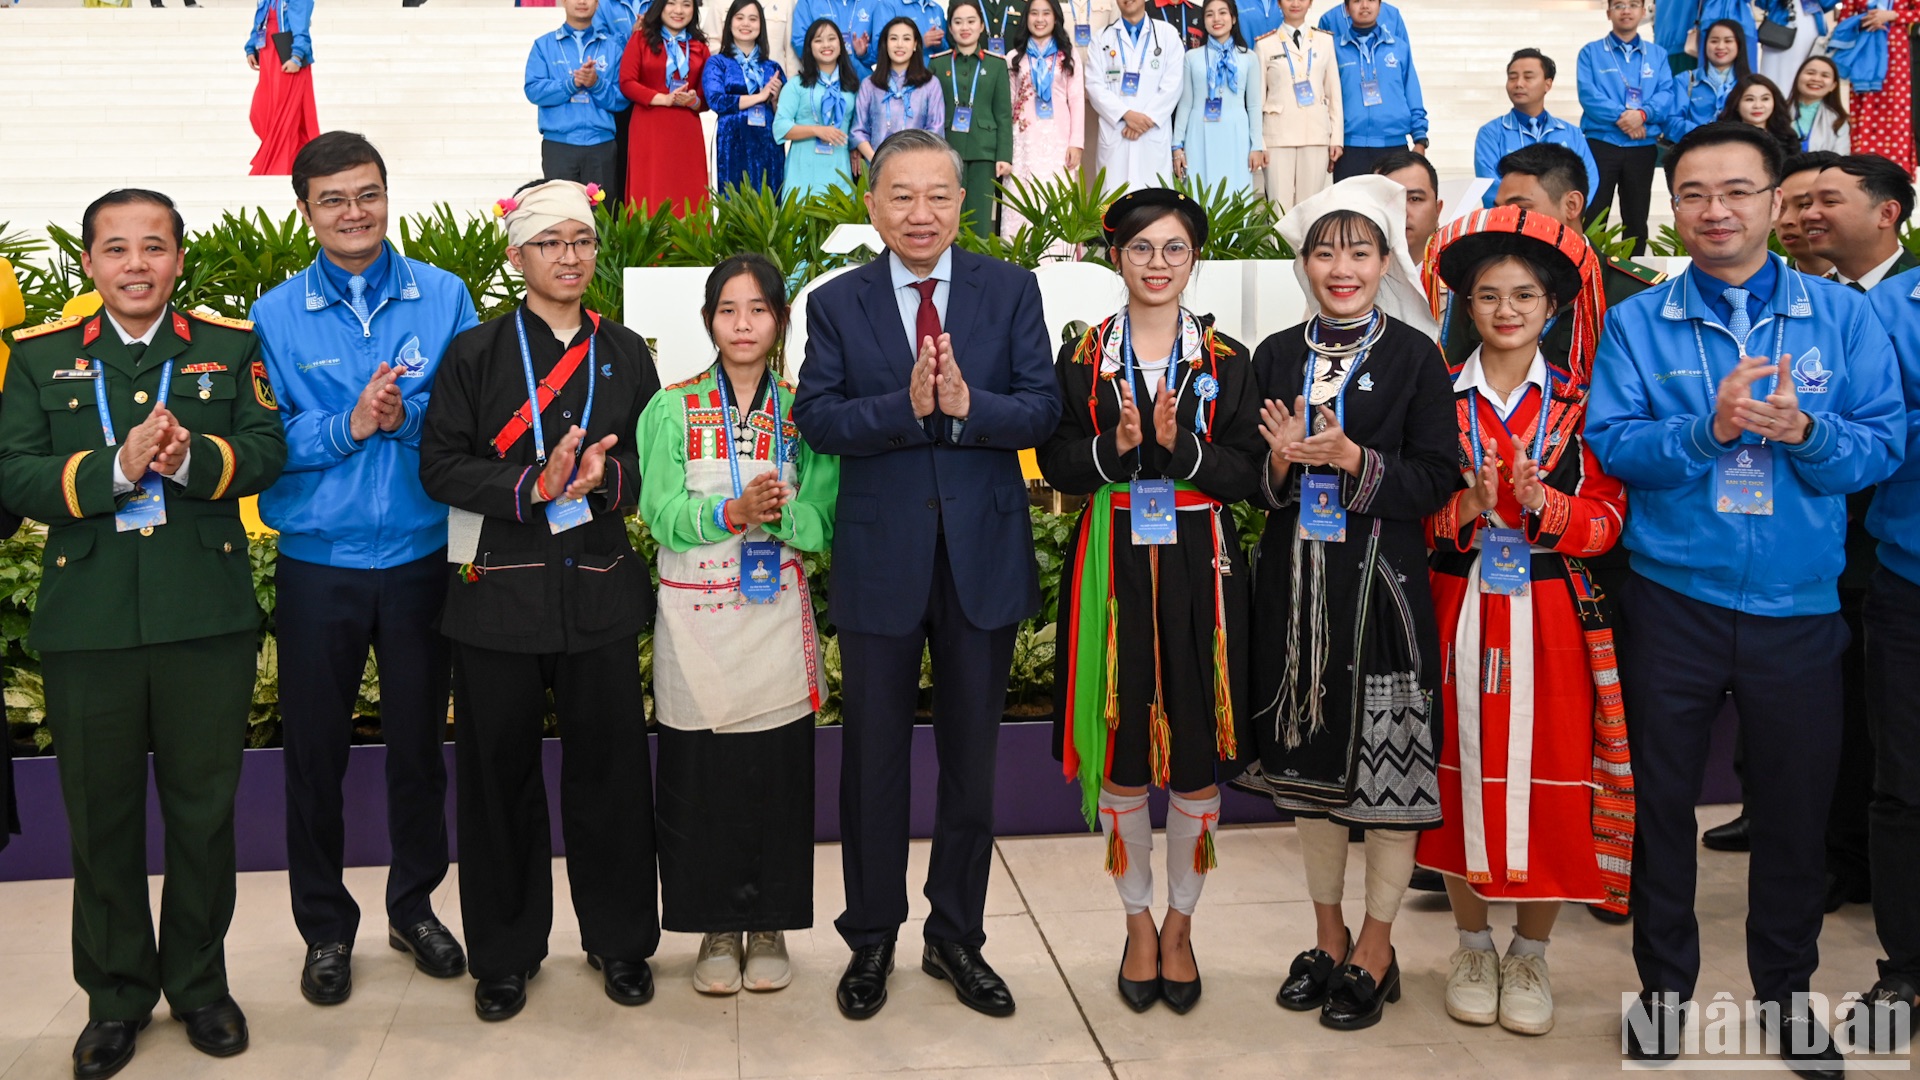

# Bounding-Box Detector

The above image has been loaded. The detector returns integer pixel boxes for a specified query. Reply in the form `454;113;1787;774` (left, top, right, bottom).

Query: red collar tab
81;315;101;347
172;311;192;342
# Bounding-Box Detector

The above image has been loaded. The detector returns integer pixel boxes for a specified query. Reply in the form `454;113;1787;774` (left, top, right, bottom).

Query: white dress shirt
105;308;192;492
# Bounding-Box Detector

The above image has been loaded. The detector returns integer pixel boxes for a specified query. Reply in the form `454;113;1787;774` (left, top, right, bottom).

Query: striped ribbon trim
205;435;238;499
61;452;91;519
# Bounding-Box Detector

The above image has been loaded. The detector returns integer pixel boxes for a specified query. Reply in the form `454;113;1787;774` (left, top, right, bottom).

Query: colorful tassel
1103;595;1120;730
1193;823;1217;874
1103;816;1129;877
458;562;480;584
1149;706;1172;788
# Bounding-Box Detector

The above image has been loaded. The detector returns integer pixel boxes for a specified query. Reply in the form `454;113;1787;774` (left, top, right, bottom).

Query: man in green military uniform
931;2;1015;236
0;189;287;1080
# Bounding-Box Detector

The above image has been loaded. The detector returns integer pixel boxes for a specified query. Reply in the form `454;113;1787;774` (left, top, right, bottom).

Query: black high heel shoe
1160;938;1202;1015
1320;948;1401;1031
1117;934;1160;1013
1277;930;1351;1011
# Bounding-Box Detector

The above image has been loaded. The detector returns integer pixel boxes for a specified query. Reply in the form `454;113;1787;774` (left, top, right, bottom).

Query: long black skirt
656;716;815;932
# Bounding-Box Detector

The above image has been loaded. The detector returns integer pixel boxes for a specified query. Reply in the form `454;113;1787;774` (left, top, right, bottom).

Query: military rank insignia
251;360;277;410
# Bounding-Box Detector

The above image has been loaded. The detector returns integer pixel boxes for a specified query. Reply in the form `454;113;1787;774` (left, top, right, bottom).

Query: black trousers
1586;140;1659;256
1332;144;1404;182
278;553;451;946
1828;588;1874;888
540;138;619;196
1621;574;1847;1005
451;638;658;979
1867;566;1920;982
834;537;1016;950
610;107;632;212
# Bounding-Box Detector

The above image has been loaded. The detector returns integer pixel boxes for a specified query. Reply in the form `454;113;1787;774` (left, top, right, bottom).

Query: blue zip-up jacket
1655;0;1700;58
1316;0;1406;41
1696;0;1760;55
1829;14;1892;93
1868;266;1920;587
1761;0;1838;38
880;0;947;55
250;245;481;569
1236;0;1286;44
1665;63;1738;143
1585;256;1906;616
1474;109;1599;207
792;0;884;78
244;0;314;64
1332;23;1425;147
527;23;631;145
1578;33;1676;148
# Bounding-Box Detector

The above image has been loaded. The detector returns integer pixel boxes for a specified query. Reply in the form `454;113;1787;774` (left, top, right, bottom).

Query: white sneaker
693;932;744;995
1445;947;1500;1025
1498;951;1554;1035
742;930;792;992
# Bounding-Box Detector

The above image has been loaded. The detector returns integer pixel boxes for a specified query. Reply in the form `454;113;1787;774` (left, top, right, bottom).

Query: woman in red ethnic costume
1836;0;1920;172
244;0;320;176
1416;207;1634;1039
621;0;713;215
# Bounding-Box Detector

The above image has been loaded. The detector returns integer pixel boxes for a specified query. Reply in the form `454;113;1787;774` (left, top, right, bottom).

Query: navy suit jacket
794;246;1062;637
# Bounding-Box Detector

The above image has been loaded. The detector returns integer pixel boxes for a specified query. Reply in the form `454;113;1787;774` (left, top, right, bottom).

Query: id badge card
1478;526;1531;596
115;472;167;533
1296;473;1346;543
1204;97;1222;121
1122;71;1140;96
1074;22;1091;46
545;494;595;533
570;91;591;104
952;105;973;132
1035;97;1054;117
1293;79;1315;107
1129;478;1178;545
739;539;783;602
1716;446;1774;515
815;135;837;153
748;105;768;126
1624;85;1643;109
989;34;1006;52
1361;78;1383;107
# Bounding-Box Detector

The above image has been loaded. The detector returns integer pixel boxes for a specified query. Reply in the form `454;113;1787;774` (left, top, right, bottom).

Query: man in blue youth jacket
1586;122;1905;1073
1578;0;1676;256
527;0;630;196
1473;48;1597;209
250;132;480;1008
1329;0;1425;181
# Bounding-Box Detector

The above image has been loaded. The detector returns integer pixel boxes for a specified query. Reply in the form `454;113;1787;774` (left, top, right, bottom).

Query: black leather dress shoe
1406;867;1445;893
1319;951;1399;1031
587;955;654;1006
921;940;1015;1018
1116;937;1159;1013
836;942;895;1020
170;995;248;1058
1624;992;1687;1061
1276;932;1349;1011
390;917;467;979
1159;940;1201;1015
1823;872;1871;913
1852;975;1918;1053
72;1016;147;1080
1701;815;1751;852
1587;903;1632;925
301;941;353;1006
1768;1010;1843;1080
474;965;539;1023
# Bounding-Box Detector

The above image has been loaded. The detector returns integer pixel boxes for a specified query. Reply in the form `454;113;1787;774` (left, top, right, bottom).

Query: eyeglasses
1607;1;1643;10
1120;239;1194;267
521;237;602;261
306;189;388;213
1469;289;1546;314
1672;186;1776;214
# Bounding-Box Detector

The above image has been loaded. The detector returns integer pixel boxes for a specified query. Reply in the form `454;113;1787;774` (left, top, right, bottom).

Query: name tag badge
747;105;768;126
51;368;101;380
1361;78;1383;107
1293;79;1315;107
570;91;591;104
1204;96;1222;121
1624;85;1643;109
1122;71;1140;96
989;34;1006;52
1074;22;1092;46
1296;473;1346;543
815;135;837;153
1035;97;1054;117
952;105;973;132
115;472;168;533
1478;526;1531;596
545;493;595;533
739;539;783;602
1129;478;1178;545
1716;447;1774;516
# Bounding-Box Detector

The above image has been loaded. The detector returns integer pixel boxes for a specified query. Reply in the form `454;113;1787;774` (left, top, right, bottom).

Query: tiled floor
0;804;1908;1079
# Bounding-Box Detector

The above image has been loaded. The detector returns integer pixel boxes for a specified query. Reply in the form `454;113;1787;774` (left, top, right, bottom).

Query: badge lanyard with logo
98;360;174;533
1203;45;1229;121
1613;37;1646;110
1068;0;1090;47
1118;18;1151;96
990;6;1015;53
1282;36;1314;107
515;312;598;534
1029;42;1058;117
1466;381;1551;595
744;56;771;126
1697;314;1787;517
1122;313;1182;545
1295;325;1377;544
814;81;845;153
1355;33;1384;107
716;369;787;602
569;30;597;104
951;52;984;132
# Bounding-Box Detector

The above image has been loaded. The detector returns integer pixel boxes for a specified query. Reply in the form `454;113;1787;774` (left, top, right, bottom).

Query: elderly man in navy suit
793;127;1062;1021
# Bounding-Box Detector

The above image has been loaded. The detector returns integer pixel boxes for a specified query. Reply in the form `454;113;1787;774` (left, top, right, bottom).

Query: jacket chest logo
1792;349;1831;394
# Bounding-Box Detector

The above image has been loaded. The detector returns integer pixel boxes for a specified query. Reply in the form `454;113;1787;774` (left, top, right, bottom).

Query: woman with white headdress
1246;174;1458;1032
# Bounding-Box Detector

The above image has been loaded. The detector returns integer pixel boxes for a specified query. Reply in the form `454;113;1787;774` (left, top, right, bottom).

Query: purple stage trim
0;710;1743;883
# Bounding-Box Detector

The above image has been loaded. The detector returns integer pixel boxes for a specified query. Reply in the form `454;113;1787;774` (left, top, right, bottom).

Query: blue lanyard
1282;36;1311;81
1301;316;1378;430
1465;378;1551;477
956;51;984;106
1692;309;1787;439
1608;36;1646;94
1119;312;1182;465
514;311;597;465
998;7;1014;39
94;359;173;447
713;365;785;500
1352;31;1383;83
1117;18;1151;75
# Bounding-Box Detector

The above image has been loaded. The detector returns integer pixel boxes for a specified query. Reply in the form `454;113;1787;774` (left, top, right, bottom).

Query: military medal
198;373;214;400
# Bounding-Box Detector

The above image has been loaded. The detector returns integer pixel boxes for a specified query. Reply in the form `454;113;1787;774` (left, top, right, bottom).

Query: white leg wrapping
1098;789;1153;915
1164;791;1222;916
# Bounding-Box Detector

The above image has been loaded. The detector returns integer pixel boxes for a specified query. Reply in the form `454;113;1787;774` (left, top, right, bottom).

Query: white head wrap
1277;174;1440;339
495;180;599;248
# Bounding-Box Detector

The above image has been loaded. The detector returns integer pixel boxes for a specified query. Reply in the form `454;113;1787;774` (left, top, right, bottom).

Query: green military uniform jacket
978;0;1026;50
0;307;288;653
931;48;1014;235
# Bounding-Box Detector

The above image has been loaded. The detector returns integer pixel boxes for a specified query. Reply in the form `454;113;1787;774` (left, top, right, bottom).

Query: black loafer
390;917;467;979
1624;991;1687;1061
1851;975;1918;1053
1588;903;1631;925
300;941;353;1006
1277;932;1350;1011
836;941;895;1020
1319;951;1399;1031
1701;815;1751;852
1160;940;1201;1015
170;995;248;1058
1768;1009;1843;1080
1823;872;1871;913
587;955;654;1006
921;940;1015;1018
72;1016;147;1080
474;965;538;1023
1116;937;1160;1013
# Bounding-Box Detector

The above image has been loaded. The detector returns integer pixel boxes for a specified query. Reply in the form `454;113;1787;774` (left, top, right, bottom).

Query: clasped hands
1713;354;1809;446
1256;396;1363;479
908;332;971;422
724;470;793;529
533;425;619;504
117;403;191;481
1112;378;1180;455
1457;435;1548;518
349;362;408;442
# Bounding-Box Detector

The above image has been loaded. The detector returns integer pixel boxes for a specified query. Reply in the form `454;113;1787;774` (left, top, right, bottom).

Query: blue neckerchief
739;46;766;91
1689;258;1779;333
319;244;391;305
1028;37;1057;106
1701;62;1735;106
1206;37;1238;96
885;69;911;104
815;69;847;126
664;28;691;83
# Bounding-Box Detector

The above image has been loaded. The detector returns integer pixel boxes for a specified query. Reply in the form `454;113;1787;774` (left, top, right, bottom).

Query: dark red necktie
912;278;941;348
